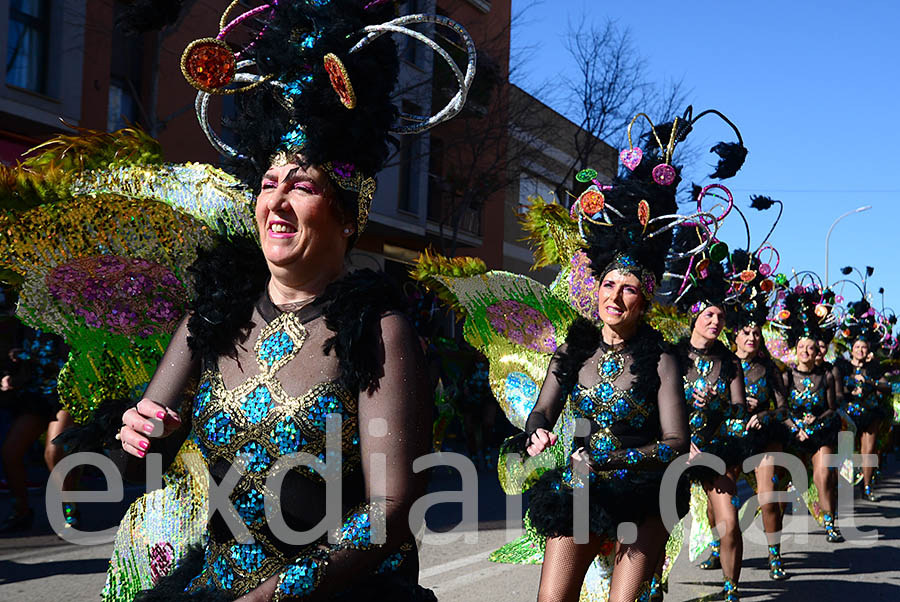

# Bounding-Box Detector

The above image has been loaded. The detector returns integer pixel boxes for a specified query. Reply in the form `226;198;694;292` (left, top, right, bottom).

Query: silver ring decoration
350;14;477;134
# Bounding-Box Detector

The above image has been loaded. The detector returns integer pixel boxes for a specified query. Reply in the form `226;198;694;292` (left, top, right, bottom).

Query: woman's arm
260;313;432;601
523;346;570;456
116;315;197;478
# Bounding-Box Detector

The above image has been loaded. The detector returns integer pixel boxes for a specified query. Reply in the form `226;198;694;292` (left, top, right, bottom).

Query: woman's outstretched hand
526;428;557;457
119;399;182;458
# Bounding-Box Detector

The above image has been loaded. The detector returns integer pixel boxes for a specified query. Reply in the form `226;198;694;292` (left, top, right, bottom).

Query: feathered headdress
570;106;745;301
179;0;476;234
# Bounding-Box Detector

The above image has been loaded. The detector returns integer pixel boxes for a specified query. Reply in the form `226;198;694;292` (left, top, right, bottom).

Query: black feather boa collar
553;317;668;401
187;237;408;394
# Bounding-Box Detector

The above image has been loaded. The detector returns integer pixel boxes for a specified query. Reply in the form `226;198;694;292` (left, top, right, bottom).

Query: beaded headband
601;253;657;300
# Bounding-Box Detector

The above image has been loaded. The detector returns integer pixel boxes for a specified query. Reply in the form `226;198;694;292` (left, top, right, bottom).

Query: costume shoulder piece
317;267;410;394
187;236;268;366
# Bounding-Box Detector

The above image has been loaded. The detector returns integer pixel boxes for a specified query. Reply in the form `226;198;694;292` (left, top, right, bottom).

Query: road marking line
419;550;490;579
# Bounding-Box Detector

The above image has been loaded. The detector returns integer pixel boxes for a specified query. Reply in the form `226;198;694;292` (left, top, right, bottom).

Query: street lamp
825;205;872;287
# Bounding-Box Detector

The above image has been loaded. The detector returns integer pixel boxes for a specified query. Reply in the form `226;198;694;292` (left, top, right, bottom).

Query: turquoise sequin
240;385;274;424
269;416;309;454
230;543;266;573
212;555;235;589
203;412;236;446
338;510;373;548
194;380;212;418
257;330;295;368
235;488;265;527
376;551;405;574
237;441;273;473
307;394;343;430
279;557;323;596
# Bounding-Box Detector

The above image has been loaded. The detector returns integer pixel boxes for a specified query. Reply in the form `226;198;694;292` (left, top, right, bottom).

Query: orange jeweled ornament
760;279;774;292
181;38;235;93
579;190;605;215
740;270;756;282
637;199;650;227
778;309;790;321
814;304;829;318
323;53;357;109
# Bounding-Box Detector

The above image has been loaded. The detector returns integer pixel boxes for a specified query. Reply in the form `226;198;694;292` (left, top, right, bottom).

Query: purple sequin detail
46;256;185;336
331;161;355;179
568;251;602;322
486;300;557;353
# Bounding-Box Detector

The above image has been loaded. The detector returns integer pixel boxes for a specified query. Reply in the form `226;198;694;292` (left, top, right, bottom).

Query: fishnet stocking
537;519;668;602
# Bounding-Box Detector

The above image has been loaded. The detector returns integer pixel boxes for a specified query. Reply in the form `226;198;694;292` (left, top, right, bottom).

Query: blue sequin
279;557;323;596
612;397;631;419
592;432;616;452
258;330;295;368
269;416;309;455
596;411;614;428
338;510;372;548
240;385;274;424
376;551;405;574
203;412;236;446
230;543;266;572
307;394;344;430
194;380;212;418
598;382;615;401
624;449;645;464
212;555;235;589
235;488;266;527
237;441;273;473
657;443;674;463
505;372;539;418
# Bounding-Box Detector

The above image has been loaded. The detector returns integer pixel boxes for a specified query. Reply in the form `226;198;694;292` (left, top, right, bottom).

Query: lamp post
825;206;872;287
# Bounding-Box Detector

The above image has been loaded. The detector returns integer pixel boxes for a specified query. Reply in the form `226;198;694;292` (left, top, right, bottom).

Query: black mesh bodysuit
678;341;749;469
138;284;432;601
835;358;888;432
783;366;840;454
524;324;689;539
740;355;790;447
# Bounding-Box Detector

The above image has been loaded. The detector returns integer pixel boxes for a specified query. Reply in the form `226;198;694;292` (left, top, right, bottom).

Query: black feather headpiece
179;1;476;235
782;289;826;347
725;249;770;330
842;298;883;349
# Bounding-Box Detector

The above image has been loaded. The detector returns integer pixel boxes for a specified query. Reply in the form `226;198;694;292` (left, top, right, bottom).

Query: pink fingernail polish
157;411;166;419
143;424;154;433
138;441;149;450
137;450;145;458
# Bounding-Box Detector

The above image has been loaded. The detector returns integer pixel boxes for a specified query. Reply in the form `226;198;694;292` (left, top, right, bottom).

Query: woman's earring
343;227;352;235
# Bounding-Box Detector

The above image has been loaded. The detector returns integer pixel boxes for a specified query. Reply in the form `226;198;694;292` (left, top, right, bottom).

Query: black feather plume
749;195;777;210
841;266;853;275
709;141;748;179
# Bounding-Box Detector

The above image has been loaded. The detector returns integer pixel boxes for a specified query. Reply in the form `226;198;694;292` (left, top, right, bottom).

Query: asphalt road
3;463;900;601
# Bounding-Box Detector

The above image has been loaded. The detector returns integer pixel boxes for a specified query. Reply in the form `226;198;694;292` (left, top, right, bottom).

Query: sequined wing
102;440;209;602
413;253;578;431
0;129;257;422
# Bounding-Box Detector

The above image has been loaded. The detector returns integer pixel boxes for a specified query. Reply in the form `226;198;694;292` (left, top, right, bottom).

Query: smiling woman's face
255;162;353;273
597;269;645;330
736;325;763;356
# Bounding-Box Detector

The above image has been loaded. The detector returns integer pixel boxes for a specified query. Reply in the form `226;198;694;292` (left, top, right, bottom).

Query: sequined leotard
740;355;789;446
135;282;431;600
678;341;748;467
836;358;887;432
524;324;688;537
783;366;839;453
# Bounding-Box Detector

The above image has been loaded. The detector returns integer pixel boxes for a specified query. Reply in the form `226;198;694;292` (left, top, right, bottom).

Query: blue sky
511;0;900;318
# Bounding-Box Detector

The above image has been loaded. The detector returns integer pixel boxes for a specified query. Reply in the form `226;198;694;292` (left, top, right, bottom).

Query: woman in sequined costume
522;150;690;601
732;324;790;579
780;289;843;543
676;302;749;602
109;1;477;599
836;299;891;502
722;248;791;581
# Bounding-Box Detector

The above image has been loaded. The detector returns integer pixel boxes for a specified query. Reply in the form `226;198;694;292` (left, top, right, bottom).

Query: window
518;172;544;214
398;100;423;214
107;1;145;130
6;0;51;94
